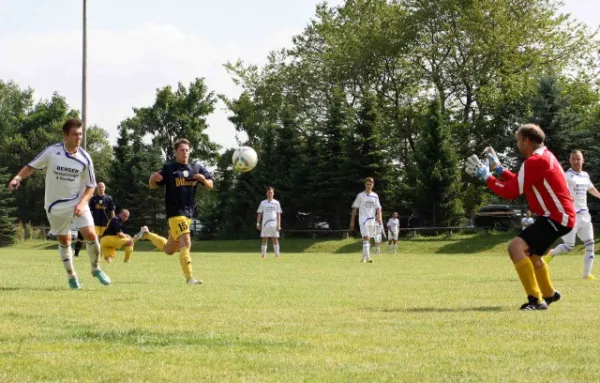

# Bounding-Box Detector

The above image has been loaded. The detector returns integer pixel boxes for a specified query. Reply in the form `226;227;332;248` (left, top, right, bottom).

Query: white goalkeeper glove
483;146;504;176
465;154;491;181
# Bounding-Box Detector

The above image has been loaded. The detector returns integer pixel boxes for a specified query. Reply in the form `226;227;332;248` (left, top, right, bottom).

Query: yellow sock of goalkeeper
180;247;193;280
514;257;543;303
534;262;555;298
144;232;167;251
124;246;133;263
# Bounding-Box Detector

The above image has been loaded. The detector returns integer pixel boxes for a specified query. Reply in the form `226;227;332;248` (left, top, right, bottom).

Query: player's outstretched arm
149;172;163;189
8;165;36;191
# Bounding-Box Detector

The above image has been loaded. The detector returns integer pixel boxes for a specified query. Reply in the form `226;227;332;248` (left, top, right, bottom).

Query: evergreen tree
0;168;17;246
415;98;464;226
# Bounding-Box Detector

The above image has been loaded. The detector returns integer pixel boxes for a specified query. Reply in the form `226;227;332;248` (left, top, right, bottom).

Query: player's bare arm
75;186;96;217
193;173;213;190
149;172;163;189
8;165;37;191
350;208;357;230
256;212;262;231
376;208;382;225
277;212;281;231
589;187;600;200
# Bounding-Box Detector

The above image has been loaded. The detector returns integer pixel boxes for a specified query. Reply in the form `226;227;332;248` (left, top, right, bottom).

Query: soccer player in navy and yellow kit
74;182;115;257
141;138;213;284
100;209;134;263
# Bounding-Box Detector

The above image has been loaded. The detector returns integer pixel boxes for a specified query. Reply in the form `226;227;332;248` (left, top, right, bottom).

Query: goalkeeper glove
483;146;504;176
465;154;491;181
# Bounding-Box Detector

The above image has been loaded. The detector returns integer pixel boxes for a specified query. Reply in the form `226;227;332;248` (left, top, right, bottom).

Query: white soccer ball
232;146;258;172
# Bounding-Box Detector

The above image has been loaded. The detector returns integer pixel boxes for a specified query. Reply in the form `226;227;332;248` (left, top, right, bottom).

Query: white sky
0;0;598;150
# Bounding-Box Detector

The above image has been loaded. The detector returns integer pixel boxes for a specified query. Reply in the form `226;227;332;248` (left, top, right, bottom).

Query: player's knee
564;243;575;252
508;237;528;260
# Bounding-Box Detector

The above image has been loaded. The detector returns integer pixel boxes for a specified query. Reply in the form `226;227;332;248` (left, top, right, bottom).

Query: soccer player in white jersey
7;119;111;289
350;177;382;263
546;150;600;279
374;221;386;255
521;210;534;231
256;187;282;259
387;212;400;254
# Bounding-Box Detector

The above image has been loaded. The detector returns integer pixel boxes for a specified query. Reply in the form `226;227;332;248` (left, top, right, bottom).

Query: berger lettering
56;166;79;174
175;177;197;187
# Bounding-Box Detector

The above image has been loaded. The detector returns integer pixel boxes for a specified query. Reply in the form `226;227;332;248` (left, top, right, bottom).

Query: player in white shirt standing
350;177;382;263
7;119;111;289
387;212;400;254
256;186;282;260
545;150;600;279
521;210;534;231
373;221;386;255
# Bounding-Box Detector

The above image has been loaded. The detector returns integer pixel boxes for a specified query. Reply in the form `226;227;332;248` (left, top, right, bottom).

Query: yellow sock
179;247;193;281
144;232;167;251
514;257;543;302
124;246;133;263
534;263;554;298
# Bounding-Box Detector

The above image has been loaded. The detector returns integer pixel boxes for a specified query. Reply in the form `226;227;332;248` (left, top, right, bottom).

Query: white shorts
562;211;594;245
46;207;94;236
388;231;399;241
261;225;279;238
360;224;376;239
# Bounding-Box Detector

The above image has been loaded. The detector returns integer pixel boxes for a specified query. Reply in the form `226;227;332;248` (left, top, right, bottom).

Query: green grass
2;233;600;382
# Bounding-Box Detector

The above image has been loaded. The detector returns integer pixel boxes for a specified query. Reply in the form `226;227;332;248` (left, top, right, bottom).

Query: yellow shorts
100;235;129;250
95;226;106;237
168;216;192;240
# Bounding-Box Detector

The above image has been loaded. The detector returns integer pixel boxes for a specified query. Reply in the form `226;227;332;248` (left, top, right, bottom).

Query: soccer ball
232;146;258;172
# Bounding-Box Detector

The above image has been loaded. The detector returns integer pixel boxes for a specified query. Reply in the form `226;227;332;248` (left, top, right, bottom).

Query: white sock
375;245;380;254
583;240;595;277
550;243;573;256
394;244;398;254
59;244;76;278
274;244;280;256
261;245;267;256
387;244;391;253
362;241;370;260
86;240;101;271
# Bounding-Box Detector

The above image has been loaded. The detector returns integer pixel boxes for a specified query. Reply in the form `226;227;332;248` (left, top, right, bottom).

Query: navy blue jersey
157;161;212;219
103;216;124;237
89;194;115;226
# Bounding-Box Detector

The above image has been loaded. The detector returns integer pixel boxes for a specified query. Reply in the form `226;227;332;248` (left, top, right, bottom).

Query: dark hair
365;177;374;184
173;139;191;151
62;119;83;135
119;208;130;215
517;124;545;145
570;149;583;157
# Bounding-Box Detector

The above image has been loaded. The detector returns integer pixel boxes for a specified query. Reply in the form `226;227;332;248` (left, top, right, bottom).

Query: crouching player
100;209;135;263
465;124;575;310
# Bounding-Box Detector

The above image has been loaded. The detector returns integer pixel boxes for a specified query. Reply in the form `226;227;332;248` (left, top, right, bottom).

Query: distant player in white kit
256;186;282;259
521;210;534;231
373;221;386;255
350;177;382;263
387;212;400;254
7;119;111;289
545;150;600;279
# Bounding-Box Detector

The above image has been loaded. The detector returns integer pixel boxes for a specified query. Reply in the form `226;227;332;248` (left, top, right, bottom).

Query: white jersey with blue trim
566;168;593;212
28;143;97;212
257;199;282;227
352;191;381;225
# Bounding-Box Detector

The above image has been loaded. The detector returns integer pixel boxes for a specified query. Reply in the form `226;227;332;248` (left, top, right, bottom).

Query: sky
0;0;598;150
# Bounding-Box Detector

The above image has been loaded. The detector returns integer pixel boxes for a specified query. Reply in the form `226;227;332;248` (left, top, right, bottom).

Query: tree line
1;0;600;244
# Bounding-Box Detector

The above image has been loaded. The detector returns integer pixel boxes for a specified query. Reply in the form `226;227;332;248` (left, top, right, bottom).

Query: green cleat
92;269;112;285
68;276;81;289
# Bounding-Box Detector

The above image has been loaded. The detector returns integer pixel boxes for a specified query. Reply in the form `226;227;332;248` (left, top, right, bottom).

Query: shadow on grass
435;231;515;254
0;286;66;292
369;306;505;313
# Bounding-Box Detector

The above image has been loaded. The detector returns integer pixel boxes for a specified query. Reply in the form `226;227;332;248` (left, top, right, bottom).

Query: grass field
2;233;600;382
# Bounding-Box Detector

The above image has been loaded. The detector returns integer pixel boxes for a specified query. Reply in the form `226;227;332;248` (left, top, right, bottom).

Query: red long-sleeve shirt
486;147;575;228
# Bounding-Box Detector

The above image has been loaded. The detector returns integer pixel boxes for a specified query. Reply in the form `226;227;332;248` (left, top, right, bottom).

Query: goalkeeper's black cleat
519;295;548;311
544;291;561;306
